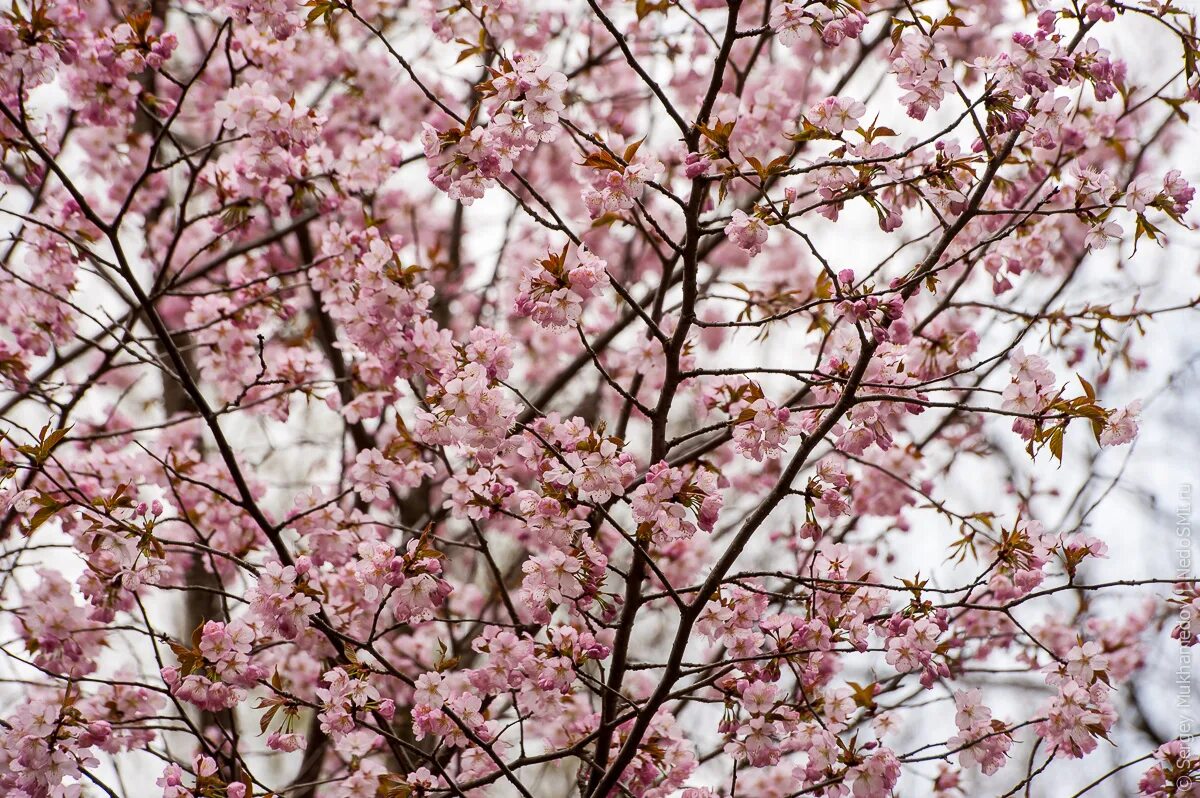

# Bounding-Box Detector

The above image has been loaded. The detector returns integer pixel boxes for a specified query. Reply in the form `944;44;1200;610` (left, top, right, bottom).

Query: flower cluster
17;569;106;677
770;0;868;50
630;461;723;544
162;620;266;711
317;667;395;740
423;53;567;203
1002;347;1057;439
419;357;521;453
351;538;453;624
213;80;322;212
246;559;321;640
1;696;99;798
1138;740;1200;797
543;432;639;503
731;387;802;461
350;447;434;504
515;245;610;328
883;611;951;689
1035;662;1117;759
946;689;1012;775
63;16;178;127
520;535;608;623
725;209;770;257
807;95;866;135
410;670;495;748
581;148;666;219
1;0;1196;796
891;32;953;121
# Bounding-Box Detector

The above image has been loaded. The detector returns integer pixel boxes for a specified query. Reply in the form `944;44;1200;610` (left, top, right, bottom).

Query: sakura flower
725;210;770;257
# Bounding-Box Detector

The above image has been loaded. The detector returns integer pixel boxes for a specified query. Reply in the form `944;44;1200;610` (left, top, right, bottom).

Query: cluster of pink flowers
423;53;566;204
799;460;853;539
350;447;434;504
444;464;517;520
1;696;97;797
1085;168;1195;250
63;16;178;127
697;584;773;660
0;1;86;96
246;559;321;640
159;753;249;798
411;670;496;748
891;32;953;121
1002;347;1058;439
883;611;951;689
1100;400;1141;447
163;620;266;711
544;434;639;503
520;535;608;623
1126;170;1197;219
515;245;610;327
725;209;770;256
2;0;1198;796
581;150;666;219
833;389;922;456
1035;664;1117;759
213;80;322;212
847;750;903;798
3;212;82;357
630;460;723;544
1139;740;1200;797
17;568;106;677
611;709;699;797
809;149;906;230
317;667;395;740
834;276;912;344
946;689;1012;775
731;390;802;461
350;538;453;624
420;359;521;452
467;624;611;697
770;0;868;50
314;223;448;389
723;685;799;767
807;95;866;135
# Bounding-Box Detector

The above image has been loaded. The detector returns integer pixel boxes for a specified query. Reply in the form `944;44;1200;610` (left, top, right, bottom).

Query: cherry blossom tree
2;0;1200;796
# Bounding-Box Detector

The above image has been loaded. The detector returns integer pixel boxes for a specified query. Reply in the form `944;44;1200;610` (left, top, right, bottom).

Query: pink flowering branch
2;1;1200;797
